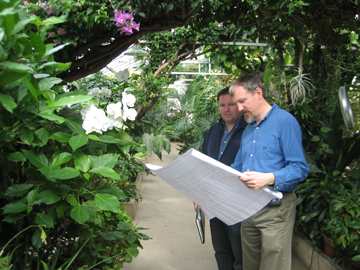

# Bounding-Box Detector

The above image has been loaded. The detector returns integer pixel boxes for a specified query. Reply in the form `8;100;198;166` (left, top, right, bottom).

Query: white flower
99;115;112;132
116;69;129;82
89;87;101;97
84;104;106;122
112;117;123;129
82;118;103;133
99;88;112;98
122;108;137;121
122;92;136;107
106;102;122;119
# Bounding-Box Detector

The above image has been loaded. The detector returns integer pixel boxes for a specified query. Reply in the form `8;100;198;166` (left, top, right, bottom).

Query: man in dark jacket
195;87;247;270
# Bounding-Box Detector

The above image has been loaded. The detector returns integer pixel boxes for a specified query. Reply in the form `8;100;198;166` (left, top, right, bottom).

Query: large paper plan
146;148;283;226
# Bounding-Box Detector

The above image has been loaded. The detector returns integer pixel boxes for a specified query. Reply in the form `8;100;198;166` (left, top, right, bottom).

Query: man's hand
239;172;275;190
193;202;200;211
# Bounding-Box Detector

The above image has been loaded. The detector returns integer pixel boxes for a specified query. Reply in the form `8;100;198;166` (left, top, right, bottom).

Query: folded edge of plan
146;148;283;225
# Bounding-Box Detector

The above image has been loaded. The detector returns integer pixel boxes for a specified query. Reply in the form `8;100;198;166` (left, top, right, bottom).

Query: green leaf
39;166;60;181
2;11;16;36
41;261;49;270
32;128;49;147
7;151;26;162
74;152;91;172
32;228;43;249
0;93;17;112
37;111;65;124
43;43;70;58
65;116;86;135
127;247;139;257
105;130;134;145
2;213;26;223
52;184;71;199
90;154;119;169
21;76;38;101
34;190;61;205
5;184;33;197
29;31;46;56
0;70;27;87
22;149;49;168
46;95;92;109
40;15;67;25
49;132;71;142
311;135;320;142
2;202;27;214
66;196;77;207
51;167;80;180
0;62;33;73
19;126;34;145
321;127;332;133
70;203;89;224
224;60;233;68
127;234;137;244
69;134;89;151
90;167;120;180
88;134;100;141
352;255;360;261
56;200;69;213
101;231;126;240
94;194;120;213
11;17;36;35
51;152;72;167
82;201;99;221
38;77;63;91
35;213;54;228
27;188;39;205
98;135;121;144
97;185;127;200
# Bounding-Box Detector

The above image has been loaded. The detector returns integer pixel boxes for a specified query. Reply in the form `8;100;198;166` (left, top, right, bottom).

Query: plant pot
323;236;337;259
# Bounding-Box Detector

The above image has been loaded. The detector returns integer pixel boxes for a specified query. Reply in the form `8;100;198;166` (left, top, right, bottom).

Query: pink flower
114;11;133;27
23;1;29;6
46;7;54;15
47;32;55;38
132;22;140;32
42;2;47;8
53;39;61;46
57;28;66;35
120;24;134;35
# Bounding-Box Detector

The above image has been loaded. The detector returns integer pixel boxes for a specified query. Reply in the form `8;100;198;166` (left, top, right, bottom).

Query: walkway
123;142;307;270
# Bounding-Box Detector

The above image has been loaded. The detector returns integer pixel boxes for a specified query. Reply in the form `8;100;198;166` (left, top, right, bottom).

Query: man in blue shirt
229;74;309;270
195;87;247;270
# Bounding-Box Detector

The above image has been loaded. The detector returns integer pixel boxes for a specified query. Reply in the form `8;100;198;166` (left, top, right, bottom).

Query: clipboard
195;206;205;244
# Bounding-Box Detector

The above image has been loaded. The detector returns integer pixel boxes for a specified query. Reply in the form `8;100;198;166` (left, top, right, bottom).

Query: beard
244;111;257;124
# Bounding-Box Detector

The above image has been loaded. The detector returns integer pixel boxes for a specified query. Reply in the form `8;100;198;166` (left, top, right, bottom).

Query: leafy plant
323;176;360;268
0;2;149;269
290;68;315;105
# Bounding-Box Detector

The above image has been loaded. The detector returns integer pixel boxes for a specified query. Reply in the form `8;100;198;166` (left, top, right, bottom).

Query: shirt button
256;127;259;129
224;141;226;143
276;186;279;189
221;152;223;154
253;140;256;143
250;154;253;157
247;169;249;171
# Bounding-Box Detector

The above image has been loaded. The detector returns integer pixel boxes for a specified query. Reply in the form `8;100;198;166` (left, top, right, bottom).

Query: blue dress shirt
218;117;242;160
231;103;309;192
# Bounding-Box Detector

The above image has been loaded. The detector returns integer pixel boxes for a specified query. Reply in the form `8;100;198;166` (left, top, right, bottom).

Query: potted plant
322;170;360;269
295;117;360;257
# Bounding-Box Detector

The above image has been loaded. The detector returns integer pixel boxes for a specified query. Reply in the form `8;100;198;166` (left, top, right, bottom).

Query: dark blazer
201;116;247;166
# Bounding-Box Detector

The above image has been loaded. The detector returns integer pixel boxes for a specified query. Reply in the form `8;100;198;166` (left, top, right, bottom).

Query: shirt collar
220;117;242;129
249;103;279;127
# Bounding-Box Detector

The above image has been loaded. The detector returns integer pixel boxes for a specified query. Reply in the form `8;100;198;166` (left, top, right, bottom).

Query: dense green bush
0;1;149;269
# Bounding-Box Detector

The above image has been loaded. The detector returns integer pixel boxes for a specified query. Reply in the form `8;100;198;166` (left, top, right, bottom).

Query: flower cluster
81;90;137;134
88;87;112;98
114;10;140;35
